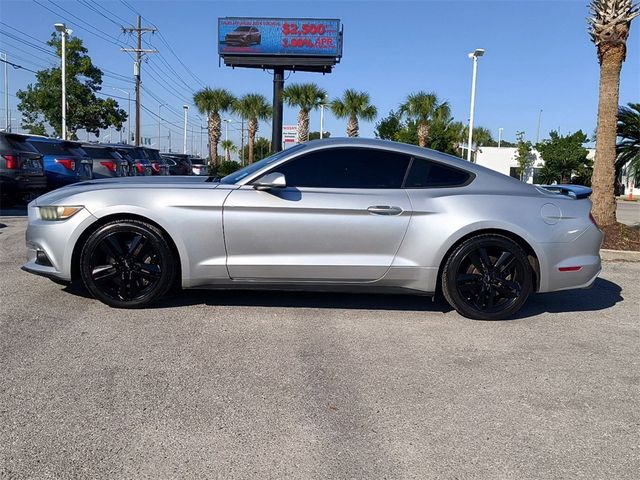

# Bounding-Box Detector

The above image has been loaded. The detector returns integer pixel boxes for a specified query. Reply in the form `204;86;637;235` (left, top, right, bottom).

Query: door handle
367;205;403;216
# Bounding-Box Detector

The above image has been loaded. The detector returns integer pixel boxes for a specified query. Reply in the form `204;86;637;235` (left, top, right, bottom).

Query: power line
0;58;38;74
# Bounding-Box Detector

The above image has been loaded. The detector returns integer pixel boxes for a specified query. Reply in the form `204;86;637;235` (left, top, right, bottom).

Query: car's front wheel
80;219;176;308
442;234;533;320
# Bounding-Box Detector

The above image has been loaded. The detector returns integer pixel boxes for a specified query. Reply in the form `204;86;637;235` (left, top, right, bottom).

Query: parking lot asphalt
1;214;639;479
617;200;639;227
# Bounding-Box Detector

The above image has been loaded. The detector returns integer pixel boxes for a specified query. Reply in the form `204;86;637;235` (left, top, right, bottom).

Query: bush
216;161;242;177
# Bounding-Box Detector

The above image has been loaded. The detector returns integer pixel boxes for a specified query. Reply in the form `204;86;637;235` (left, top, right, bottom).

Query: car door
223;147;413;282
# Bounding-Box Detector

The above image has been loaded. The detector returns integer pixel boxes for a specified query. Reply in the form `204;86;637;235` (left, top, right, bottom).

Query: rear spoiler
538;184;592;199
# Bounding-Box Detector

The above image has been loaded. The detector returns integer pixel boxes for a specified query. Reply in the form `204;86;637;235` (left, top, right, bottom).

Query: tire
441;234;533;320
79;219;176;308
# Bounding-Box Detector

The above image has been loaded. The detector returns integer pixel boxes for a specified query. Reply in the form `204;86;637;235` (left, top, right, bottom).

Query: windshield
219;144;306;184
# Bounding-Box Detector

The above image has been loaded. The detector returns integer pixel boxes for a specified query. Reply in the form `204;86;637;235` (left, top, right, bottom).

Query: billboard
218;17;341;57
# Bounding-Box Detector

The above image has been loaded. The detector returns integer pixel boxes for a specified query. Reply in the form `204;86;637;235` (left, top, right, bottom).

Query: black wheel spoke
138;263;161;279
102;235;124;259
478;247;492;271
493;251;512;270
128;234;145;258
92;264;118;282
468;252;487;273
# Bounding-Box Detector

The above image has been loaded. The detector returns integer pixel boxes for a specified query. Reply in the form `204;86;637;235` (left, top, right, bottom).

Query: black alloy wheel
80;219;176;308
442;234;533;320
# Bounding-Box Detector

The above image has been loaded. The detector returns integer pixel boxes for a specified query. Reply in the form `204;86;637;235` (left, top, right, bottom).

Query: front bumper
23;204;97;282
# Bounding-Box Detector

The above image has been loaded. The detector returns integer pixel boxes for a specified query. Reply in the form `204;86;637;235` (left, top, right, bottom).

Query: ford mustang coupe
23;138;603;320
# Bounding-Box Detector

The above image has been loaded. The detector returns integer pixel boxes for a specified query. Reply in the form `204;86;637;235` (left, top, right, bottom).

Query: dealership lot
1;214;639;478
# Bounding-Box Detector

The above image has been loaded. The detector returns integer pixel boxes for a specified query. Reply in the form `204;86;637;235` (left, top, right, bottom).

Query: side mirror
253;172;286;191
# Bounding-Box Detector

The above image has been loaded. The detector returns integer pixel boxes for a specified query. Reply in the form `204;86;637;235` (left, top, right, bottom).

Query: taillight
2;154;17;169
151;162;161;173
589;212;599;228
55;158;75;170
135;163;145;173
99;160;117;172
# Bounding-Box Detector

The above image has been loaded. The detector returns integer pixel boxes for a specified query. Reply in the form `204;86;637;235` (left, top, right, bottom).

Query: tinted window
220;144;306;184
83;146;119;159
404;158;471;188
29;141;67;156
271;148;411;189
3;136;39;153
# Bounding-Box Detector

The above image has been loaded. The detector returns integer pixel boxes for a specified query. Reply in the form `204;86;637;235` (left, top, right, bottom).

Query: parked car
145;148;170;176
108;144;152;176
190;156;209;176
25;136;92;189
161;153;194;176
81;144;129;178
0;132;46;204
23;138;603;320
224;26;261;46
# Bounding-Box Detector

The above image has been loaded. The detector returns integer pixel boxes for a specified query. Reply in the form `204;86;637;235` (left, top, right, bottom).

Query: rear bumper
1;175;47;196
537;224;604;293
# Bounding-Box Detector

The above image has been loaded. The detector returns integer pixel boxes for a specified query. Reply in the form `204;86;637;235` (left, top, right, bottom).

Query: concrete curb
601;249;640;262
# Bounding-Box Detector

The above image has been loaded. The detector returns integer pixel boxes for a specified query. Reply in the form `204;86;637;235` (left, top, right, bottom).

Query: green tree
536;130;590;184
217;160;242;176
17;33;126;138
588;0;639;225
399;91;450;147
234;94;272;163
616;102;640;184
283;83;327;143
330;89;377;137
241;136;271;163
308;131;331;140
220;139;237;162
514;132;535;181
193;87;235;168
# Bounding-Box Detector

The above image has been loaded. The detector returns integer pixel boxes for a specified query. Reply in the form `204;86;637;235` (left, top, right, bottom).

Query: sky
0;0;638;155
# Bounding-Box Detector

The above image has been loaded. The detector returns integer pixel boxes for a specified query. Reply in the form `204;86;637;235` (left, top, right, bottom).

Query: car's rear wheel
442;234;533;320
80;219;176;308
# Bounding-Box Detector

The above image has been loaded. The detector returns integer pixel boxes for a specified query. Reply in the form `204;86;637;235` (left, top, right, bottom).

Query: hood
32;176;216;206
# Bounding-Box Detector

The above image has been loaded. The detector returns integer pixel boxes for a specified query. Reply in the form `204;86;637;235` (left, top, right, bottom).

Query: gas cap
540;203;562;225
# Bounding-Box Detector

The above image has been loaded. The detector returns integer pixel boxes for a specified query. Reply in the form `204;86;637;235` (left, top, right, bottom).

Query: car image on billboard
218;17;341;57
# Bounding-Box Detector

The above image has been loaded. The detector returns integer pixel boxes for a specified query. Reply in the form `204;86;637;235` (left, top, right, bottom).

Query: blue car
25;137;93;189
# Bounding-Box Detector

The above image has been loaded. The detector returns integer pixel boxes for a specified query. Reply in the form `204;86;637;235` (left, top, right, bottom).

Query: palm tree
399;92;451;147
193;87;235;168
616;102;640;183
588;0;639;225
233;94;272;164
330;89;377;137
283;83;327;143
220;139;237;162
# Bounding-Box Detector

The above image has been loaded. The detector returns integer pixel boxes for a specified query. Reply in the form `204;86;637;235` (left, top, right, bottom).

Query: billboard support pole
272;67;284;153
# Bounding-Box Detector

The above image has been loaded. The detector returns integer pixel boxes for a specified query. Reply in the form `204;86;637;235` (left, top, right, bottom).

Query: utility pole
1;52;8;132
158;103;165;151
121;16;157;146
536;109;543;144
182;105;188;154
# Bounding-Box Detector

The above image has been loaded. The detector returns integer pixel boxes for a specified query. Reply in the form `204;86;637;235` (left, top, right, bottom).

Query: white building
474;147;638;196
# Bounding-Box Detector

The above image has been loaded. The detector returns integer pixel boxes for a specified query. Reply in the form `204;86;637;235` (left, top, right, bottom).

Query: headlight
38;206;83;221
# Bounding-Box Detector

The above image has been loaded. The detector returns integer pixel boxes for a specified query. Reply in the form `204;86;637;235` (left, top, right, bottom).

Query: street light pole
1;52;8;132
183;105;188;154
466;48;485;162
111;87;130;143
54;23;72;140
320;95;327;139
158;103;166;151
498;127;503;148
536;109;543;144
223;119;230;142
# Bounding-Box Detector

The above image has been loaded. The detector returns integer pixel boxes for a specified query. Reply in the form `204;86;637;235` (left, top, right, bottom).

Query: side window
272;148;411;189
404;157;471;188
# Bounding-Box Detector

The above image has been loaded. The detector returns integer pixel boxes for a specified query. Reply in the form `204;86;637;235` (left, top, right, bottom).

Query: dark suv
109;145;152;176
145;148;170;175
0;132;47;204
25;137;93;189
81;144;129;178
161;153;194;175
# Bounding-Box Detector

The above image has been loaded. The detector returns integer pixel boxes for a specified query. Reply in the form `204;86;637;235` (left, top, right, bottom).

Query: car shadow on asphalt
59;276;623;320
509;278;623;320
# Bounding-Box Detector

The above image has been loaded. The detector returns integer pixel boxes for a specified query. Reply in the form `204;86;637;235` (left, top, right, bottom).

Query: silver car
22;138;603;320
